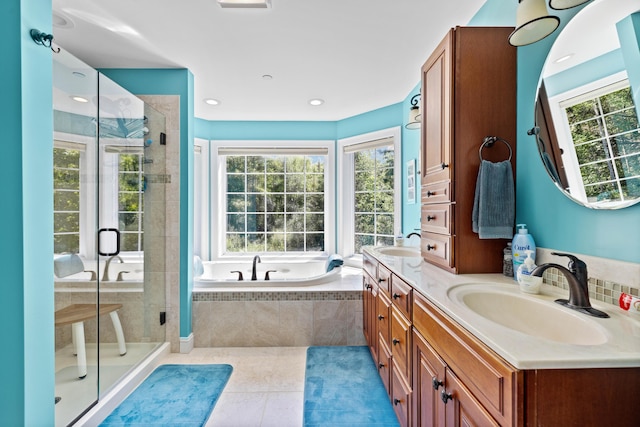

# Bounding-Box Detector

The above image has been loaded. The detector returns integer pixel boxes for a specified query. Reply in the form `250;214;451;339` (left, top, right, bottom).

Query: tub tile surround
536;248;640;307
192;269;365;347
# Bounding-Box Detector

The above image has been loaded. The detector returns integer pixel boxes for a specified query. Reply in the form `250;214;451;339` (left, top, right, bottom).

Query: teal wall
512;7;640;264
1;0;55;424
100;69;195;338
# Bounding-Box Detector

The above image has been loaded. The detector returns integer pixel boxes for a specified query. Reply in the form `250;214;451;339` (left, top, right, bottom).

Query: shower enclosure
53;49;166;426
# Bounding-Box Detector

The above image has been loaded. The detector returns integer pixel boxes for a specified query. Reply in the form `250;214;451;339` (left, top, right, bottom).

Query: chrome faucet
251;255;261;281
531;252;609;318
102;255;123;282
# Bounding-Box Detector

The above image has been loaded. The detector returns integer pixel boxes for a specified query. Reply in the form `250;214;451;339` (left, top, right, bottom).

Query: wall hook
30;29;60;53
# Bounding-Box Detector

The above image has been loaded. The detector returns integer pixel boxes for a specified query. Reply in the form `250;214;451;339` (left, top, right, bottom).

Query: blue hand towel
472;160;514;239
193;255;204;277
325;254;344;272
54;254;85;278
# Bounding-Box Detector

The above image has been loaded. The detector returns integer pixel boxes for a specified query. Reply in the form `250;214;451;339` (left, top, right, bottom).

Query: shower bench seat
55;303;127;379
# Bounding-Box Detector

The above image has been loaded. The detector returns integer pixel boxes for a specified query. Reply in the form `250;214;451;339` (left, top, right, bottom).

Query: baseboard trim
180;333;194;354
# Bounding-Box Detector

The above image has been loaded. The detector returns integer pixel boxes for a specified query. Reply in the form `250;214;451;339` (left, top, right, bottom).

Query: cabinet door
421;29;453;187
363;272;378;362
377;291;392;347
413;330;446;427
378;337;393;395
392;362;412;427
391;306;412;382
443;369;499;427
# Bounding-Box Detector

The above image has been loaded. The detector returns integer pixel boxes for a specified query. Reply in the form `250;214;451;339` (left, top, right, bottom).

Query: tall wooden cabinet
420;27;517;274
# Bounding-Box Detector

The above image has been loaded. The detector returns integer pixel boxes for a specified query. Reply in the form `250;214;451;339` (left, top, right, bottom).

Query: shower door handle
98;228;121;256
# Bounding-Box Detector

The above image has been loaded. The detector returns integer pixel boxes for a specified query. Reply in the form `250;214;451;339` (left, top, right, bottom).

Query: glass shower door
53;49;100;426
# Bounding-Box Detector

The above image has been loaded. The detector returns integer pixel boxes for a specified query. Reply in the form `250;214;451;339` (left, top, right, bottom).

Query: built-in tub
195;259;340;287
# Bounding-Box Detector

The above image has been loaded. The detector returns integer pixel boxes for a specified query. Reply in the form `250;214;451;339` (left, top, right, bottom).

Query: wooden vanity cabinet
412;292;520;427
420;26;516;274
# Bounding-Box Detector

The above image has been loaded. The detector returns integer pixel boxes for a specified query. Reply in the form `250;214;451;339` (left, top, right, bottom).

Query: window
53;143;82;254
562;80;640;203
211;141;334;257
353;146;395;252
338;127;401;258
118;153;144;251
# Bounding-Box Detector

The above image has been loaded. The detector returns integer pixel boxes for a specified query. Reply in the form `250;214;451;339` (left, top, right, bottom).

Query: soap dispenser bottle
517;250;542;294
511;224;536;280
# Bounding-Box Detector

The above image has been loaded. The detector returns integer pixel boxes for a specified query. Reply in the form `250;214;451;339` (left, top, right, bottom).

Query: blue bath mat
100;364;233;426
304;346;399;426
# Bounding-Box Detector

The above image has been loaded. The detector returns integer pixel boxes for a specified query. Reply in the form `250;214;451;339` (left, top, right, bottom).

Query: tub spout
251;255;261;281
102;255;123;282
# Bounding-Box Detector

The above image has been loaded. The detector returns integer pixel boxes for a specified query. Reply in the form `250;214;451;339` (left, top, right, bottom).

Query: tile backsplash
537;248;640;308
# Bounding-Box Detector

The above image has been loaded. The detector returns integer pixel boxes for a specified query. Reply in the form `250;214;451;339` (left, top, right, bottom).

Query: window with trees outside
353;145;395;253
118;153;144;252
224;153;326;253
53;145;81;254
563;81;640;203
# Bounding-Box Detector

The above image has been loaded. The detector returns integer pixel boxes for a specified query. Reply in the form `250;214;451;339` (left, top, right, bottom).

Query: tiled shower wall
192;291;366;347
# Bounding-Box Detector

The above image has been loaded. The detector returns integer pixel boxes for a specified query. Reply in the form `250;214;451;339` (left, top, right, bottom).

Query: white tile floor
159;347;308;427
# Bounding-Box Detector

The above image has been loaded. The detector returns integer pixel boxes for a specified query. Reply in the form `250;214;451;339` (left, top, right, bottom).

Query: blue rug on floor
304;346;399;427
100;364;233;426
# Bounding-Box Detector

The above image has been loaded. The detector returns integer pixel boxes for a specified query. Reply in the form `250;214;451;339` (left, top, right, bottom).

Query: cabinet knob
365;284;372;290
393;398;402;406
441;162;449;170
426;244;436;251
378;277;385;283
441;390;453;404
378;314;385;320
379;362;385;369
392;293;401;300
427;215;436;221
392;338;400;345
432;377;443;390
427;191;436;197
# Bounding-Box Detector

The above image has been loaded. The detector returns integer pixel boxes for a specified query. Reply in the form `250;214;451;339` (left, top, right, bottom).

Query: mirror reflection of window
118;153;145;251
558;80;640;205
53;143;82;254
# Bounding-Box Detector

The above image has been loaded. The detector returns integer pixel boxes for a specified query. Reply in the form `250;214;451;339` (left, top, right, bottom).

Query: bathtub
195;259;341;287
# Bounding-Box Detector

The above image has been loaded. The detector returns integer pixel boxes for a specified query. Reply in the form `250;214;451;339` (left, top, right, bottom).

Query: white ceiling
51;0;486;121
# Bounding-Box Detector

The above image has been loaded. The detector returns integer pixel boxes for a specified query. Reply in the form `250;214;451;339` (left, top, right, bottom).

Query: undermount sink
447;283;609;346
375;246;421;257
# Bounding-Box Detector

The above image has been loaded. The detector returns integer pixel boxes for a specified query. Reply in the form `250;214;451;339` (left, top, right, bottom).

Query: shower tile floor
159;347;308;427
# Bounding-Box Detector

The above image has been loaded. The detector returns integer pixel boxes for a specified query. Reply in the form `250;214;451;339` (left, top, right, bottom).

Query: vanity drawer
420;232;452;269
413;292;517;425
422;180;451;204
391;362;412;427
378;336;392;395
378;263;392;296
391;274;413;319
421;203;452;235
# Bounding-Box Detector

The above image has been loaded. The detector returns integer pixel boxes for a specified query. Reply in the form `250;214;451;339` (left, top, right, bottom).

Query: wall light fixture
405;94;421;130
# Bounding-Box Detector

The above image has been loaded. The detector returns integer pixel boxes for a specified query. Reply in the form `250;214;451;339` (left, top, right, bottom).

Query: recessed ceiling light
554;53;574;64
217;0;271;8
309;99;324;106
71;96;89;103
204;98;220;106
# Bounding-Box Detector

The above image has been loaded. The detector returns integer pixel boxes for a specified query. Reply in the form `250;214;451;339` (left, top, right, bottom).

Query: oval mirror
534;0;640;209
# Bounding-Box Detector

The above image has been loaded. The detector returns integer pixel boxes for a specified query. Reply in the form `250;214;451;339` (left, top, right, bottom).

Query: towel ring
479;136;512;162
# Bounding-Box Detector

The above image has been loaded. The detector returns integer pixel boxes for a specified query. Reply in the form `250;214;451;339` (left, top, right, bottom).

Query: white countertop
364;246;640;370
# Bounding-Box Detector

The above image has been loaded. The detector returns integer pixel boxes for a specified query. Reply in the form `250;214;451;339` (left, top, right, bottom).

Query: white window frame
548;71;639;205
210;139;335;261
337;127;401;260
194;138;210;260
53;132;97;258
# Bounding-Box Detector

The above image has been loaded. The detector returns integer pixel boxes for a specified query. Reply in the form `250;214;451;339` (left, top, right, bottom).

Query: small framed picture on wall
407;159;416;204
